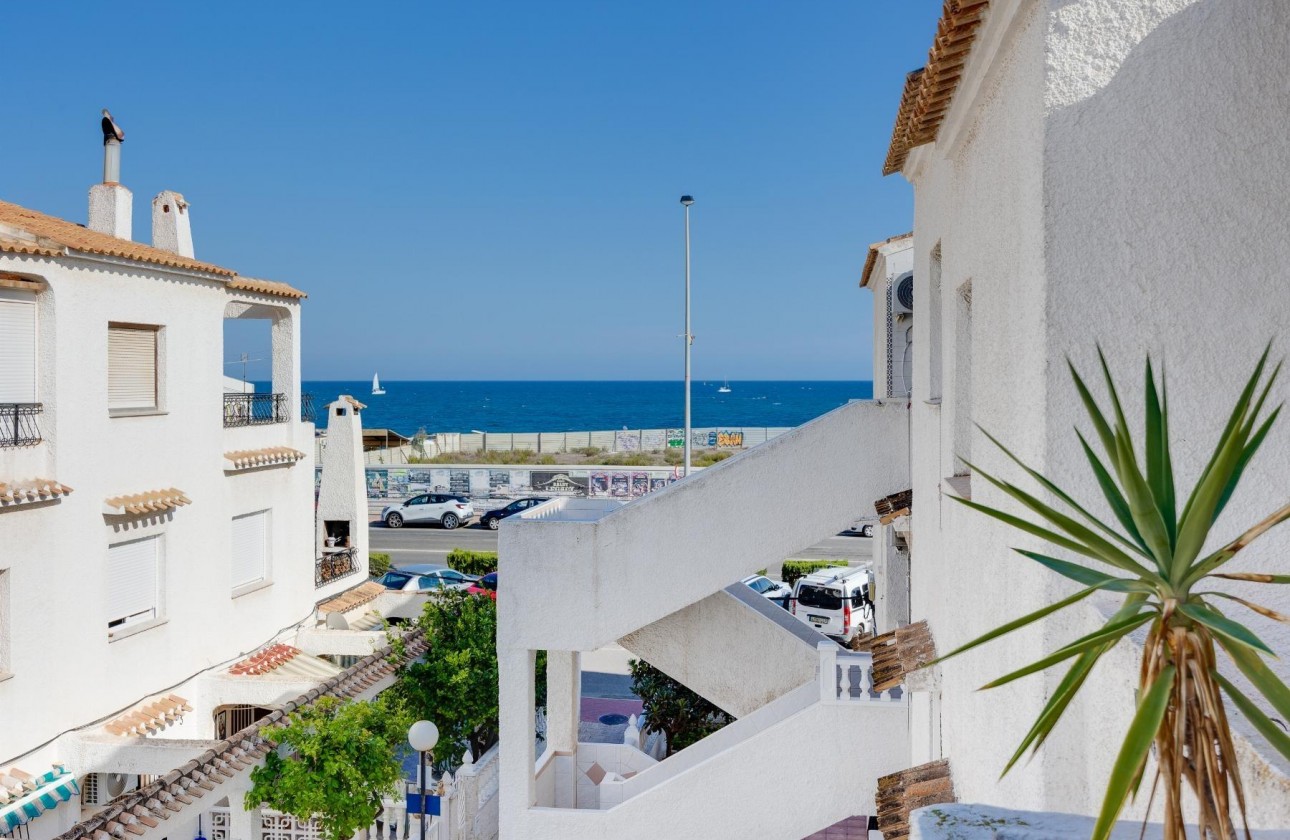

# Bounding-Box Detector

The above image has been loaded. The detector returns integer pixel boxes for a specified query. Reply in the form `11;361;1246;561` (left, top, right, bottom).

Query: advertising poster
509;470;531;494
470;469;491;498
610;472;630;497
489;470;511;495
589;473;609;496
431;469;452;493
631;472;649;496
449;470;470;496
532;471;589;495
366;469;388;499
649;477;670;493
408;469;434;493
387;469;410;499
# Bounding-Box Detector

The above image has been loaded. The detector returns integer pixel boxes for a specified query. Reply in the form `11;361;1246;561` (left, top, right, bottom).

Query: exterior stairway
498;399;910;840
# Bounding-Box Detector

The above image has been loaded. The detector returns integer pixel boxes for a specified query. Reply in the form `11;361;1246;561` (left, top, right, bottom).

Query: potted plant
938;348;1290;840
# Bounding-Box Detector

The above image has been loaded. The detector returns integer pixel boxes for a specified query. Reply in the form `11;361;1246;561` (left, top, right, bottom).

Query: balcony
0;403;42;447
301;393;317;424
223;393;288;428
316;547;360;588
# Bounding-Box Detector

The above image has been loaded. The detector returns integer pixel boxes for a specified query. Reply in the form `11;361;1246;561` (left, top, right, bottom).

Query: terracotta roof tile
872;620;937;692
318;580;386;614
105;695;192;737
0;199;235;276
875;489;912;518
860;232;913;289
223;447;307;471
103;488;190;516
0;479;73;507
876;759;955;840
883;1;991;176
226;277;307;300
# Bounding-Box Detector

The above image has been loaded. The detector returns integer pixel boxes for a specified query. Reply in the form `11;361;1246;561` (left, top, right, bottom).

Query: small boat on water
718;379;732;393
372;373;386;396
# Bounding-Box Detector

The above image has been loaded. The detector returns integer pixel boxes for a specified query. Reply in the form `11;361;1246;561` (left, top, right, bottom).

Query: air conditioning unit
82;773;138;806
891;272;914;316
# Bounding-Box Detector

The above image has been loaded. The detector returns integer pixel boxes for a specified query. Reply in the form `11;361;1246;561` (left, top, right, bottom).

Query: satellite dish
326;612;350;630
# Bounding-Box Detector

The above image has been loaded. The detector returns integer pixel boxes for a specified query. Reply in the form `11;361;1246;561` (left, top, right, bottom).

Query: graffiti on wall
344;466;676;502
614;430;641;452
716;430;744;448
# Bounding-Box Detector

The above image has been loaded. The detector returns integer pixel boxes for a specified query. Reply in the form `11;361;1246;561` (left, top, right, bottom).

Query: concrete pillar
225;787;263;840
544;651;580;753
498;645;536;839
89;182;132;239
151;190;195;257
317;396;368;569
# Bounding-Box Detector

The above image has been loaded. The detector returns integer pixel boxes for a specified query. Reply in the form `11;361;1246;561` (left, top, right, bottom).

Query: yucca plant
937;347;1290;840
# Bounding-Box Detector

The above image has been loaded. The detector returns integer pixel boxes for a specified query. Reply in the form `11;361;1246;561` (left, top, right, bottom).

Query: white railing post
817;641;838;702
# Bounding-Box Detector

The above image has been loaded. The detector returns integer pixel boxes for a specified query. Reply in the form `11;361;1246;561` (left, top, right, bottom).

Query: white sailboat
718;378;732;393
371;373;386;396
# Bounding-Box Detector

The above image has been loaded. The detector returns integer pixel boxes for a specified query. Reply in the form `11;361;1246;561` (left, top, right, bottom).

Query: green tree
395;592;547;765
247;695;410;840
629;659;733;755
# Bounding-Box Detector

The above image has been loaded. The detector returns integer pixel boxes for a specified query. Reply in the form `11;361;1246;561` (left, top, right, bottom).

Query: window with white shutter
0;291;37;404
231;510;270;592
108;324;158;412
107;535;161;633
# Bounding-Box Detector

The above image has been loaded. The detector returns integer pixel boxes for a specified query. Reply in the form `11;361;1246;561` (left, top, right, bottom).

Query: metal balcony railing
0;403;42;447
316;547;360;588
301;393;317;424
223;393;288;427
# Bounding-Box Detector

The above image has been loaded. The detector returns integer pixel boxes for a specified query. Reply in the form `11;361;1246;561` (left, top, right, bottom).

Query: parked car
845;520;875;538
374;564;479;592
468;571;498;600
382;494;476;530
741;574;792;609
479;497;550;530
790;565;875;643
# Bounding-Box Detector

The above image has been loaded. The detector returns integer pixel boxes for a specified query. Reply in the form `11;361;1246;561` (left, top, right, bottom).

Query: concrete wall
900;0;1290;825
0;248;317;768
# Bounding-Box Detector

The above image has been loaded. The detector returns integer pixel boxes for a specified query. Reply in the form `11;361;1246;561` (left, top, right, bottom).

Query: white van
790;566;875;643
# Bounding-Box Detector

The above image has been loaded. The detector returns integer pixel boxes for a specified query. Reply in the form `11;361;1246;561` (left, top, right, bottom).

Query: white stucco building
498;1;1290;837
0;126;419;840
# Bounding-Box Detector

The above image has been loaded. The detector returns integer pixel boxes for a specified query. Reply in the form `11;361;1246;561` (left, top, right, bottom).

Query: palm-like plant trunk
1143;612;1247;840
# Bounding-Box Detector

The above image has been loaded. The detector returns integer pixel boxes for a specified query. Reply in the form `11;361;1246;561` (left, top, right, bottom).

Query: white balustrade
817;642;905;704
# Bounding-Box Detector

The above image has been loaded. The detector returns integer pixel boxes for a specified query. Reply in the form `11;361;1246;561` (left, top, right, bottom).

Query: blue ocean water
299;381;874;435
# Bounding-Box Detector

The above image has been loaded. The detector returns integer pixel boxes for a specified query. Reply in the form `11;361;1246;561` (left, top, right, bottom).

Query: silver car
381;493;475;530
374;564;479;592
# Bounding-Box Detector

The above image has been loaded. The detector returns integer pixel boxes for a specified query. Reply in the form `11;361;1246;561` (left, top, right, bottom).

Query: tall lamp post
407;720;439;840
680;195;695;477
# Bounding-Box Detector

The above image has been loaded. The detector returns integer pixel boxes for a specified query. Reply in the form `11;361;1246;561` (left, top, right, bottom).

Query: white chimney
89;108;132;240
152;191;194;258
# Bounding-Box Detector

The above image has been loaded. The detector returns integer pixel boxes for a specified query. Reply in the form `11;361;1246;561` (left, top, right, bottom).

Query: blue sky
4;1;938;381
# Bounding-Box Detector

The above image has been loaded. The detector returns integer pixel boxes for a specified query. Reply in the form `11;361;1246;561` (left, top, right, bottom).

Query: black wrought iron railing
0;403;42;447
223;393;288;427
316;547;360;588
301;393;317;424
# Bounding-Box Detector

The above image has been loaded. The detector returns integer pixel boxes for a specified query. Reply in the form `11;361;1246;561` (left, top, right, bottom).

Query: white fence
454;427;791;454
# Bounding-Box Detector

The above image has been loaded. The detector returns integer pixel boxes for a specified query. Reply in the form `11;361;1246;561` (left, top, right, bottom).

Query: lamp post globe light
680;195;694;477
408;720;438;840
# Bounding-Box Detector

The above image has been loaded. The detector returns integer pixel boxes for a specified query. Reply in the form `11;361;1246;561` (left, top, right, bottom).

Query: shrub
780;559;847;587
572;446;603;457
447;548;499;577
694;450;734;467
368;552;392;577
629;659;733;755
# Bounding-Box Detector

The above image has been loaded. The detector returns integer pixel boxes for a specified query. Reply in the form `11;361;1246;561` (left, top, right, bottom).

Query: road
369;522;872;578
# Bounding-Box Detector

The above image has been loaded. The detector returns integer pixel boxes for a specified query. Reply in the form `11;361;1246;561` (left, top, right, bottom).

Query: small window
0;290;37;404
107;535;161;634
108;324;159;412
231;510;271;593
407;495;429;506
796;585;842;611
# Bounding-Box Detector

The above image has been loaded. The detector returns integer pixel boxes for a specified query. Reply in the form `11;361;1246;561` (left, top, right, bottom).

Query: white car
741;574;793;609
381;493;475;530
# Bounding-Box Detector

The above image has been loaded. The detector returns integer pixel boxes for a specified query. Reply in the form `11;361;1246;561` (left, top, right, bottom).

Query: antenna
224;353;265;384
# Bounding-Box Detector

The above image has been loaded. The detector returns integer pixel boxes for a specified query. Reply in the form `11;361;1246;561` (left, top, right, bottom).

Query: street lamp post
407;720;439;840
680;195;695;477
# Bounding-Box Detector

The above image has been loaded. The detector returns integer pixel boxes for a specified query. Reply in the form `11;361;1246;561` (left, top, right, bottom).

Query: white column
498;645;536;839
544;651;580;753
226;786;263;840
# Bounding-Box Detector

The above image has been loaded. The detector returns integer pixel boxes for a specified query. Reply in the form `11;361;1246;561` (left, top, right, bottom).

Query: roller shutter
108;326;157;410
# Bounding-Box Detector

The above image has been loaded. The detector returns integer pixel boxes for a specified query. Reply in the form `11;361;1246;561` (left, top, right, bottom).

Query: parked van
790;565;875;643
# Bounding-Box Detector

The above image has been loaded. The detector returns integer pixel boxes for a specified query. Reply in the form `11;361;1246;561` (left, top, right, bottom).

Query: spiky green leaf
1216;673;1290;763
1178;602;1274;656
1144;360;1177;546
1091;665;1176;840
1215;635;1290;724
1076;429;1149;553
981;612;1153;690
1185;502;1290;585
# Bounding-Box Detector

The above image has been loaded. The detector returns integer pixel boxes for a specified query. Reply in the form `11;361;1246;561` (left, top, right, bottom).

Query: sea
297;381;874;435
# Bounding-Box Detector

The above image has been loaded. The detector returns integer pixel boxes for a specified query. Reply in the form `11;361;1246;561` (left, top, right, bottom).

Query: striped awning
0;766;79;832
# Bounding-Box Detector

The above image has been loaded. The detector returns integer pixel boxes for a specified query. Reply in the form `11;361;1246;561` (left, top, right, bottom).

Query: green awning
1;768;78;834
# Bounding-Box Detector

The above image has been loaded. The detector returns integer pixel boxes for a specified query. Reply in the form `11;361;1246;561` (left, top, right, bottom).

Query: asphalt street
369;521;873;579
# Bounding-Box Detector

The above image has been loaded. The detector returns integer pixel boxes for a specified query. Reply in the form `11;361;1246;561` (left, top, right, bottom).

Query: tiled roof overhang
875;489;912;521
0;200;306;300
56;631;428;840
859;232;914;289
105;695;192;737
223;447;306;471
1;480;72;508
882;0;991;176
876;759;955;840
871;620;937;692
103;488;191;516
318;581;386;615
